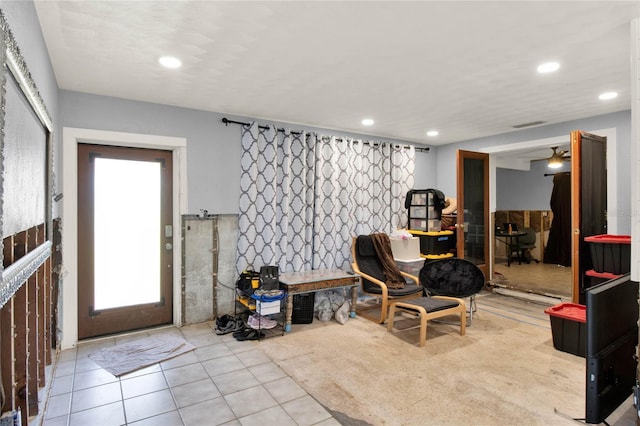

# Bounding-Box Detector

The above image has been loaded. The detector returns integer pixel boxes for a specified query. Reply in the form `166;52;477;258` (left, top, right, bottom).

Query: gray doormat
88;334;195;376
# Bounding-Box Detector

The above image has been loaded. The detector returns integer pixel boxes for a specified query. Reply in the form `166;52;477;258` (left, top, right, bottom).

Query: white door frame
61;127;188;349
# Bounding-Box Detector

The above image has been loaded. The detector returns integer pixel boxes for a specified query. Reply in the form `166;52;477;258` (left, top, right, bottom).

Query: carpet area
88;334;196;376
257;291;633;425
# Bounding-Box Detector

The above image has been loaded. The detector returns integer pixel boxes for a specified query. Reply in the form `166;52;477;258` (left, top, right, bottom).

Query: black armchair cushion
372;278;424;297
356;235;423;296
356;236;386;288
357;234;377;257
420;258;485;298
360;268;422;296
398;297;460;313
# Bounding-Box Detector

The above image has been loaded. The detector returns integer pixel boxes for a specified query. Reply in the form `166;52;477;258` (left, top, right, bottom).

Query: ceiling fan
546;146;570;169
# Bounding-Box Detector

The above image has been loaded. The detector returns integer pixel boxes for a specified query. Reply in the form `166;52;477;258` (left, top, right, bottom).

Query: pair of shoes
215;314;233;329
232;328;249;338
234;328;265;341
215;317;244;335
247;314;277;329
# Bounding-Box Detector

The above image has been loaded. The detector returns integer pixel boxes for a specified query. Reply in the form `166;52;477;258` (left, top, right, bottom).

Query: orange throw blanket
370;233;406;289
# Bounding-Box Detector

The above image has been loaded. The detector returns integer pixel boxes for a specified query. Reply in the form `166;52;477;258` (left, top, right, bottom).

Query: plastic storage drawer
395;258;425;276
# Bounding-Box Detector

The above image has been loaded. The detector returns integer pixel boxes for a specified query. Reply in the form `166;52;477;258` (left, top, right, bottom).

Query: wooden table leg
350;285;357;318
284;293;293;332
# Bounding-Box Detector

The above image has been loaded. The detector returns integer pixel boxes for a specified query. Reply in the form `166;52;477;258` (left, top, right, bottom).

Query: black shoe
216;314;233;329
235;329;264;341
233;328;252;338
216;317;245;335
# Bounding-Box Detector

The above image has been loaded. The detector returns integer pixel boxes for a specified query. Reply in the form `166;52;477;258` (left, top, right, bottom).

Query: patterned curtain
237;122;415;274
390;144;415;230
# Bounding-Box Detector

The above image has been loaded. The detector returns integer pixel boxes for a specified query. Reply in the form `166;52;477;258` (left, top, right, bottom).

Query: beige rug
88;334;195;376
258;292;593;425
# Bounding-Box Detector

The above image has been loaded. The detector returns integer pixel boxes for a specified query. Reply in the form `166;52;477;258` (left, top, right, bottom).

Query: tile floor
40;322;339;425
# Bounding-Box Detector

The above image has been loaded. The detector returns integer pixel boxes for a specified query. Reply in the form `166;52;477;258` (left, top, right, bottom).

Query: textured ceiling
34;1;638;149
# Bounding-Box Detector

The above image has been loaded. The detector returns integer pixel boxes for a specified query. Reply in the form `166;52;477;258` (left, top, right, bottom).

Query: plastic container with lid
544;303;586;357
584;234;631;275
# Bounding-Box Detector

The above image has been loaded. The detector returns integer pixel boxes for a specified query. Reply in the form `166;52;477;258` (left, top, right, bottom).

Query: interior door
571;131;607;303
456;150;490;279
77;144;173;339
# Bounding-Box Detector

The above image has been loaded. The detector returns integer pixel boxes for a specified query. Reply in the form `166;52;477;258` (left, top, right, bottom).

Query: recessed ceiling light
537;62;560;74
361;118;374;126
598;91;618;100
426;130;439;137
159;56;182;69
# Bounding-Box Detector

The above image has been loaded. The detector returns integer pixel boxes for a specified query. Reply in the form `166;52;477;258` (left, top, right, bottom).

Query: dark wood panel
37;263;46;384
13;285;28;424
1;299;14;413
27;275;38;415
0;223;54;419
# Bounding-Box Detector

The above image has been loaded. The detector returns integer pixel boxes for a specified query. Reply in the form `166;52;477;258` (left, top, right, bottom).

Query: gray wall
60;91;242;215
60;90;421;215
434;110;631;233
496;159;568;211
413;150;438;189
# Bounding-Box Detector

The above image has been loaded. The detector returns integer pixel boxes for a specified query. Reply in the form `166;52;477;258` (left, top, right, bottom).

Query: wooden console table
279;269;359;332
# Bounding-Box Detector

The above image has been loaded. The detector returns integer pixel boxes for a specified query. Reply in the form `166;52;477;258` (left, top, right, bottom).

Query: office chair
511;227;539;264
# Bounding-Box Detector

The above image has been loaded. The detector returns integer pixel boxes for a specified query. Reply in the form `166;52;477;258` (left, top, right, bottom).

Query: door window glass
94;158;161;309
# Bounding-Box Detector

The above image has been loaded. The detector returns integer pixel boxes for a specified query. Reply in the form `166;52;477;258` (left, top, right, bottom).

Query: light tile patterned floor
41;323;340;426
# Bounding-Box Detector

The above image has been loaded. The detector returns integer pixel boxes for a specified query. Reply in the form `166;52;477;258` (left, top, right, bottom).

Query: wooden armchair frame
387;296;466;347
351;236;424;323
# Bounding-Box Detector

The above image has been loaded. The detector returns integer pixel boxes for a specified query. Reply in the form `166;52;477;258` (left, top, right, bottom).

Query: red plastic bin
584;234;631;275
585;269;621;287
544;303;586;357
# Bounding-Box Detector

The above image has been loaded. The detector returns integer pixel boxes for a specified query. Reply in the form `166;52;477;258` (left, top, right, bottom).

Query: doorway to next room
492;208;572;300
489;130;609;304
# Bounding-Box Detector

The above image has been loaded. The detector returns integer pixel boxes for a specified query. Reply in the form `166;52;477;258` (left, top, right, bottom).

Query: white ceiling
34;1;638;153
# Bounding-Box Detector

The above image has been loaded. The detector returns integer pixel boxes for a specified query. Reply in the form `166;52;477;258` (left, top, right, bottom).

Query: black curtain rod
222;117;303;135
221;117;429;152
544;172;570;176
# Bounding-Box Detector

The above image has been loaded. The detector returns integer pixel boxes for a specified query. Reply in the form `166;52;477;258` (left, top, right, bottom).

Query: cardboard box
256;299;280;315
390;237;420;260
